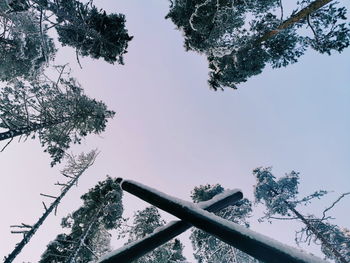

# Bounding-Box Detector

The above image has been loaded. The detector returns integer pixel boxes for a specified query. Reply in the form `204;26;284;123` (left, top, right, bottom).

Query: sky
1;0;350;262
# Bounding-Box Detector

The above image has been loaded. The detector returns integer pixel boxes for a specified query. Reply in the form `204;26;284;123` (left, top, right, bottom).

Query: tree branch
321;192;350;220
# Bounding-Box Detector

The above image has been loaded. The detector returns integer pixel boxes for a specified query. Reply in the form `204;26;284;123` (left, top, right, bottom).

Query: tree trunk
0;118;68;142
67;206;105;263
284;201;348;263
258;0;333;43
4;162;89;263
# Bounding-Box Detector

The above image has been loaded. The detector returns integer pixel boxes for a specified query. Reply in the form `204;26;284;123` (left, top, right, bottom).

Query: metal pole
98;185;243;263
115;178;328;263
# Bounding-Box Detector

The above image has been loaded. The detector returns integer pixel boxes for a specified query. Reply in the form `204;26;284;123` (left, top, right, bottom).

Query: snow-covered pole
97;187;243;263
117;178;329;263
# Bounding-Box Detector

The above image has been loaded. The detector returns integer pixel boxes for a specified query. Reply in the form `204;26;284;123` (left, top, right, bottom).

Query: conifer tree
2;0;132;65
125;206;187;263
48;0;133;64
0;2;55;81
0;66;115;166
253;167;349;263
189;184;260;263
39;176;123;263
4;150;97;263
166;0;350;90
1;0;131;82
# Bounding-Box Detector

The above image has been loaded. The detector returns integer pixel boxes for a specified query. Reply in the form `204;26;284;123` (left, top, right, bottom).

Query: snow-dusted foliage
0;67;115;165
123;206;187;263
190;184;260;263
166;0;350;90
0;0;132;69
253;167;349;263
254;167;300;218
0;3;55;81
297;220;350;263
39;177;123;263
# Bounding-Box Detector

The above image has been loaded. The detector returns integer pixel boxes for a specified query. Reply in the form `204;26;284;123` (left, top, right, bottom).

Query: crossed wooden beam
97;178;328;263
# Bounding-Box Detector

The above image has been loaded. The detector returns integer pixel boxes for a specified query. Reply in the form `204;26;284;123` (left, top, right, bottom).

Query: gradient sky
1;1;350;262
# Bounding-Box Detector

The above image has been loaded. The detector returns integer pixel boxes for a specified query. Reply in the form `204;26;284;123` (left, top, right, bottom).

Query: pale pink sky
1;1;350;262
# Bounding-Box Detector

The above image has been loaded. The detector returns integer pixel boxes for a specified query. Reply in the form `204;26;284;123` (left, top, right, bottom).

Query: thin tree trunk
284;201;349;263
0;118;68;141
258;0;333;43
267;184;348;263
67;206;105;263
4;161;90;263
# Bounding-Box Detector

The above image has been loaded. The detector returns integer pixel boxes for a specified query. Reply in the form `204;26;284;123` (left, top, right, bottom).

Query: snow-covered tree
0;66;115;166
4;150;98;263
0;2;55;81
253;167;349;263
125;206;187;263
3;0;132;65
166;0;350;90
47;0;133;64
189;184;260;263
1;0;131;82
39;176;123;263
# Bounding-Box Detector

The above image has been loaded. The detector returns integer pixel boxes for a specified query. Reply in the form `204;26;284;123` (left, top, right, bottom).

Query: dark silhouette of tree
39;176;124;263
253;167;349;263
0;66;115;166
4;150;98;263
190;184;260;263
166;0;350;90
49;0;133;64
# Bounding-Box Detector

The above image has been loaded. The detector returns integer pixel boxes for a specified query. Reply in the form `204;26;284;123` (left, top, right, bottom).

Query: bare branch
76;49;83;69
11;231;28;234
40;193;58;199
321;192;350;220
1;137;13;152
42;201;47;211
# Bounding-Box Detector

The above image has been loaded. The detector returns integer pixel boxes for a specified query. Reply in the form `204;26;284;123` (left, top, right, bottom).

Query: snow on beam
97;187;243;263
116;178;329;263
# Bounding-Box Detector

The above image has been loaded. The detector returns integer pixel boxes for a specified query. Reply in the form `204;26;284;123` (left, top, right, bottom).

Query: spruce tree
253;167;349;263
125;206;187;263
166;0;350;90
0;66;115;165
39;176;123;263
189;184;260;263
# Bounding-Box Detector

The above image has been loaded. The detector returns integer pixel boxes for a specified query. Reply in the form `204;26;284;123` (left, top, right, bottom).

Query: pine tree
39;176;123;263
189;184;260;263
49;0;133;64
4;150;97;263
1;0;131;82
125;206;187;263
0;66;115;166
5;0;132;64
253;167;349;263
0;3;55;81
166;0;350;90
